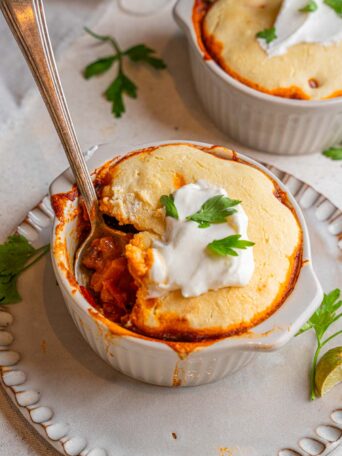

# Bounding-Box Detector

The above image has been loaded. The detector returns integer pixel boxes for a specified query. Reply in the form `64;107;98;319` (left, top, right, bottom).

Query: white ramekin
174;0;342;156
50;141;322;387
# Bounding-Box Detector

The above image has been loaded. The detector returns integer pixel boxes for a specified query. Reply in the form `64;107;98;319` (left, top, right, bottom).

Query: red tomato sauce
82;236;137;324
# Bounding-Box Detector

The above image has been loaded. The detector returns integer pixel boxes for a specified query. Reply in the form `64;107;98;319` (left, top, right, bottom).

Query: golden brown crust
99;143;303;341
202;32;310;100
193;0;342;101
127;221;302;341
50;143;302;346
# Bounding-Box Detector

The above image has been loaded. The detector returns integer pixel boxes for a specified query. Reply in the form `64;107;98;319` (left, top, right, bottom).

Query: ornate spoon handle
1;0;98;216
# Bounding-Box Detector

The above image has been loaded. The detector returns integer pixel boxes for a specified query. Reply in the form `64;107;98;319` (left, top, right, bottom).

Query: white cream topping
258;0;342;57
149;180;254;298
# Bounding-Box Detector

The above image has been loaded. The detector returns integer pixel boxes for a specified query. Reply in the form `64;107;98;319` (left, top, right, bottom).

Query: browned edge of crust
51;142;303;343
192;0;341;101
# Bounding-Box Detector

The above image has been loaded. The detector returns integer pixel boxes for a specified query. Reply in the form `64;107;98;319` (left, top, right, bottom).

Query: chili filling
82;235;137;324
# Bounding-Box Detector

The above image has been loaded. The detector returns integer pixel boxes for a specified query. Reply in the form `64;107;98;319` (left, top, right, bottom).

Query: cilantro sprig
160;195;179;219
299;0;318;12
256;27;277;44
324;0;342;15
160;192;254;257
207;234;254;257
0;235;49;304
186;195;241;229
296;289;342;400
323;146;342;160
83;27;166;118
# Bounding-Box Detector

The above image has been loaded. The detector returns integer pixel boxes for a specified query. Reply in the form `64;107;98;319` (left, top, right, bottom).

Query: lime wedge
315;347;342;397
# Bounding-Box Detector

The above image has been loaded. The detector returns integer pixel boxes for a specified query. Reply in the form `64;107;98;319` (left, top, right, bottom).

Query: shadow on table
131;30;226;143
43;258;124;383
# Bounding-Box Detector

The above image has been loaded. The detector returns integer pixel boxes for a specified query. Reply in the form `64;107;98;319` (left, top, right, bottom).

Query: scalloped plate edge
0;168;341;456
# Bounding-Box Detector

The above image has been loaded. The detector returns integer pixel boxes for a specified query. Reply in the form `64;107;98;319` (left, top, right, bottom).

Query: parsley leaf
125;44;167;69
0;276;20;305
83;28;166;118
207;234;255;257
297;289;342;339
0;235;49;305
186;195;241;228
256;27;277;44
84;56;118;79
296;289;342;399
105;73;137;117
323;146;342;160
324;0;342;15
299;0;318;12
160;195;179;219
0;234;35;275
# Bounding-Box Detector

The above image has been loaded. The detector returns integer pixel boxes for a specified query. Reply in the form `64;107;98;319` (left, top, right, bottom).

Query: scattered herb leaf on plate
83;27;166;118
84;55;118;79
296;288;342;399
0;234;49;304
124;44;166;69
322;146;342;160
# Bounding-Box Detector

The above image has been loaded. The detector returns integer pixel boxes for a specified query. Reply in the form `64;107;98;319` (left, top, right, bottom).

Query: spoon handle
1;0;98;217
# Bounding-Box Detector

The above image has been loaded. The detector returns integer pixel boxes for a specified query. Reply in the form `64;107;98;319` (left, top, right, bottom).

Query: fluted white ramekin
50;141;322;387
174;0;342;155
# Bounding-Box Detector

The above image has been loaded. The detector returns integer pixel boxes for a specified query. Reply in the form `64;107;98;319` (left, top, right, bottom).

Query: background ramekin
50;141;323;387
174;0;342;156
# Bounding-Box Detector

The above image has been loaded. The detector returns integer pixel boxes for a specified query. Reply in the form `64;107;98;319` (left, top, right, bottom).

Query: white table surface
0;1;341;455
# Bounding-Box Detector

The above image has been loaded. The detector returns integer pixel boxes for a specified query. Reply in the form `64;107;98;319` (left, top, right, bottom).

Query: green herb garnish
160;195;179;219
83;27;166;118
296;289;342;400
207;234;254;257
0;234;49;304
323;146;342;160
324;0;342;15
186;195;241;229
256;27;277;44
84;55;118;79
299;0;318;12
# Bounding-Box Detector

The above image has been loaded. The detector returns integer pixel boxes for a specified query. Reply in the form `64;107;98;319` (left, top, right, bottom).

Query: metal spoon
1;0;130;284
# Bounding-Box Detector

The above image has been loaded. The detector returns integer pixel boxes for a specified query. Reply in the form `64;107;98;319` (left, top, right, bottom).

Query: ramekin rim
50;140;322;354
173;0;342;108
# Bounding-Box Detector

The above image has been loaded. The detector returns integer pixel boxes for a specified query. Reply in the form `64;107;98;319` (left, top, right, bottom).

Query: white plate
0;154;341;456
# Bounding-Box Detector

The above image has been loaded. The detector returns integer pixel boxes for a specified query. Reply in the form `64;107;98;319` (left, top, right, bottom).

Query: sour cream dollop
258;0;342;57
148;180;254;298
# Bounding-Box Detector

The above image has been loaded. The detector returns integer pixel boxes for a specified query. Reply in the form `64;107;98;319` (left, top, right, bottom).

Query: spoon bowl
74;215;131;287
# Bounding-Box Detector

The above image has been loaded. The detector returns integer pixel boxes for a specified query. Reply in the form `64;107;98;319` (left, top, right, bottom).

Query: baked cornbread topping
194;0;342;100
81;143;302;341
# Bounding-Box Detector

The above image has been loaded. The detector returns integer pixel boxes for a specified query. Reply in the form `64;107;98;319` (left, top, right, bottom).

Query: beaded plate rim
0;165;341;456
